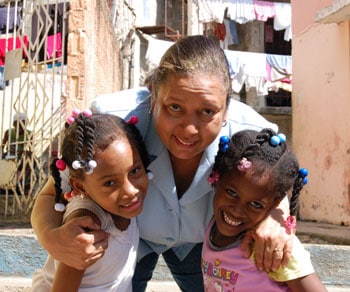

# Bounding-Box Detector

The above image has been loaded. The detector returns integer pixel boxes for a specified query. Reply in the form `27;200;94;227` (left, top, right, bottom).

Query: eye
168;104;181;112
249;201;263;209
202;108;215;117
226;188;238;198
103;180;116;187
130;166;142;176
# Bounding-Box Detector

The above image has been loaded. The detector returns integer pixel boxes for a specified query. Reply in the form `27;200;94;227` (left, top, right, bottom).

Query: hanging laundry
0;35;28;65
274;2;292;41
223;19;239;49
253;0;275;21
198;0;228;23
0;7;21;34
47;33;62;60
226;0;256;24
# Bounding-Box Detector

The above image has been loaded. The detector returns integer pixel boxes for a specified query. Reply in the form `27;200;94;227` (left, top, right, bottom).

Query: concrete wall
66;0;121;113
292;0;350;225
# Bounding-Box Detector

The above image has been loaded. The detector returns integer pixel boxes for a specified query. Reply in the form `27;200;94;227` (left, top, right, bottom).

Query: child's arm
31;177;108;270
51;262;85;292
286;273;328;292
51;209;102;291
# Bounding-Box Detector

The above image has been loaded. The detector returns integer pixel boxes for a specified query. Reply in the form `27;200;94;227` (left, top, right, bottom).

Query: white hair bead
147;171;154;180
54;203;66;212
88;160;97;169
72;160;81;169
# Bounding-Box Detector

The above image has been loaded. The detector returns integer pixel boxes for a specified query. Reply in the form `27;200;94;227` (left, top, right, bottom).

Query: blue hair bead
219;136;230;153
303;177;308;185
220;136;230;144
277;133;286;143
270;135;280;146
299;168;309;178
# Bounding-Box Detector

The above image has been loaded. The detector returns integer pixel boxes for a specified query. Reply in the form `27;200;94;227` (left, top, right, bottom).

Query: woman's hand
47;216;109;270
240;197;293;272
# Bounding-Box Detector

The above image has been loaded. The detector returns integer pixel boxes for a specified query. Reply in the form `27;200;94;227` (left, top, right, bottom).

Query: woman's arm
240;196;292;272
286;273;327;292
31;177;109;270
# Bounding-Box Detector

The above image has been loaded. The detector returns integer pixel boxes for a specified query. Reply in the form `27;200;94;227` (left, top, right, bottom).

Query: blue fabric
132;243;204;292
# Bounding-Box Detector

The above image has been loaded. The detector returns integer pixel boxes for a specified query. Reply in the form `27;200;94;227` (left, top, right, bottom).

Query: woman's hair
210;128;307;216
50;113;149;207
149;35;232;109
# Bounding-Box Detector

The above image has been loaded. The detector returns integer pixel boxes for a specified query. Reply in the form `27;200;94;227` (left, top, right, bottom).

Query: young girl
31;110;150;292
202;128;327;291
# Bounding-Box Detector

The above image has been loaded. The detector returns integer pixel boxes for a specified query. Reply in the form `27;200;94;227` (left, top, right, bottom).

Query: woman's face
152;73;228;161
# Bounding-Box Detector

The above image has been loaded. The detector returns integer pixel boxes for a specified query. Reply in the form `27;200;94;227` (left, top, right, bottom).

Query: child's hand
49;216;109;270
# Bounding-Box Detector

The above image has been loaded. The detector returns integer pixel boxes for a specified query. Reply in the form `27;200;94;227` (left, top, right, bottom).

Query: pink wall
292;1;350;225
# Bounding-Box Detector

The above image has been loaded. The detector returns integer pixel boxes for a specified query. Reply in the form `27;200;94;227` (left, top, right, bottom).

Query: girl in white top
31;111;150;292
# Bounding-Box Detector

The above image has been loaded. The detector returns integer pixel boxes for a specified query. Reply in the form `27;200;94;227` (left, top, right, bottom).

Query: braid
84;116;96;163
211;128;301;203
50;157;67;206
75;115;85;163
290;171;308;216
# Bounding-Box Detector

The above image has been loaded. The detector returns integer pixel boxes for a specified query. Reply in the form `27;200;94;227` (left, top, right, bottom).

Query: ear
69;176;85;195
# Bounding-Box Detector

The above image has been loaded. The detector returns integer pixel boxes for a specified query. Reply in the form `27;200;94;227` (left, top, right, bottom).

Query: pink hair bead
55;159;66;171
83;109;93;117
126;115;139;125
67;116;75;124
72;108;80;117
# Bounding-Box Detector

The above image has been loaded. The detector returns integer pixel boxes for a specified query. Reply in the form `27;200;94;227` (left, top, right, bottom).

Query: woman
31;35;292;292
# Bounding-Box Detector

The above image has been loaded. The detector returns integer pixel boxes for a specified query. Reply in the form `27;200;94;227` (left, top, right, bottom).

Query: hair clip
207;171;220;186
126;115;139;125
219;136;230;153
55;159;66;171
285;215;297;234
299;168;309;184
237;157;252;172
270;133;287;146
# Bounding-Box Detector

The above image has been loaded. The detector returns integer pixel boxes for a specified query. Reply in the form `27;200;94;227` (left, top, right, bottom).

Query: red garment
0;35;28;65
213;22;226;41
47;33;62;59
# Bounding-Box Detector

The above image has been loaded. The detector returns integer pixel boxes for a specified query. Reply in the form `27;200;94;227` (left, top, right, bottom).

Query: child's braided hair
50;113;149;208
209;128;308;216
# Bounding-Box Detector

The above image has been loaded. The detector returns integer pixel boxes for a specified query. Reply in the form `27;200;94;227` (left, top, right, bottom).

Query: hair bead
55;159;66;171
126;115;139;125
72;160;81;169
72;108;80;117
54;202;66;212
147;171;154;180
219;136;230;153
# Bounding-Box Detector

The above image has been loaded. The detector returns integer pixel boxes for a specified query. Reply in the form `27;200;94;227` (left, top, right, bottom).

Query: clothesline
142;33;292;96
198;0;292;41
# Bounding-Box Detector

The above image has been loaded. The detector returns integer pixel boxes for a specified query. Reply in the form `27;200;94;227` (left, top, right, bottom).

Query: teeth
223;212;241;227
177;137;195;145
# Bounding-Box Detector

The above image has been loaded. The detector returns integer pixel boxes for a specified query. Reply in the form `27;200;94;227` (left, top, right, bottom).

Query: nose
180;115;199;136
120;179;138;199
